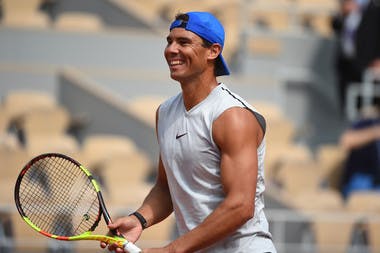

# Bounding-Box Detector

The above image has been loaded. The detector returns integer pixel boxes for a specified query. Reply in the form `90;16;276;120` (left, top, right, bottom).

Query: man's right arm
340;125;380;150
130;105;173;233
134;156;173;229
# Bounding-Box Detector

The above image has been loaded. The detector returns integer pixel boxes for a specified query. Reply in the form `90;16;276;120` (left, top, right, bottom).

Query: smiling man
101;12;276;253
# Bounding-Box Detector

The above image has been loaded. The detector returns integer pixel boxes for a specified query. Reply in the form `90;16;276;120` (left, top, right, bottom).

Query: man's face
164;28;211;82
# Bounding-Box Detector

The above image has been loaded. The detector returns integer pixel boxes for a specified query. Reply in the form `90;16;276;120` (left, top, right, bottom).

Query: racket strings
18;155;101;237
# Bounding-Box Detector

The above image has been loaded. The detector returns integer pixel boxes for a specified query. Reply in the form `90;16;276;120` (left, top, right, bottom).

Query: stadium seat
127;96;166;127
54;12;103;32
294;0;336;36
292;189;353;253
107;181;152;208
250;8;291;32
296;0;339;13
101;152;152;186
346;191;380;253
0;106;10;136
161;0;215;21
251;101;284;121
292;188;344;211
21;106;71;140
26;134;80;158
2;0;42;13
3;91;56;124
98;149;153;207
299;13;333;37
2;12;50;29
0;147;29;183
0;180;16;205
110;0;170;26
81;134;138;169
1;0;50;28
11;212;50;253
315;144;346;189
367;219;380;253
275;160;322;194
265;117;296;146
346;191;380;214
248;36;282;56
265;143;312;182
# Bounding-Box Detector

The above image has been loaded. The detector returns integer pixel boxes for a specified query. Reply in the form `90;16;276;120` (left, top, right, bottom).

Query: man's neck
180;75;219;111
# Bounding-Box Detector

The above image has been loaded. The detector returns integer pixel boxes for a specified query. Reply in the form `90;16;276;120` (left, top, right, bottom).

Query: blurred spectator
332;0;380;113
339;104;380;199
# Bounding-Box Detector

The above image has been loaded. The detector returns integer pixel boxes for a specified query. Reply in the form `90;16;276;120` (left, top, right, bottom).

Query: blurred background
0;0;380;252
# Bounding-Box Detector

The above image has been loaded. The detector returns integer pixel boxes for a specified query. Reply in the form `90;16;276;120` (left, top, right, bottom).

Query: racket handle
124;241;141;253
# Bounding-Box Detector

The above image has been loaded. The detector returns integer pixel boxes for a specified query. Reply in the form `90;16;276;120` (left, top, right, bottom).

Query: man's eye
178;40;190;45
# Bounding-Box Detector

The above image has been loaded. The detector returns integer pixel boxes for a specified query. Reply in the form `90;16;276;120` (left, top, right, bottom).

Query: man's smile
169;59;184;66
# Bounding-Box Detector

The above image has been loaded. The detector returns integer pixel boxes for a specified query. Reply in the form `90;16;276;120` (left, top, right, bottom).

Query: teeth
170;60;182;66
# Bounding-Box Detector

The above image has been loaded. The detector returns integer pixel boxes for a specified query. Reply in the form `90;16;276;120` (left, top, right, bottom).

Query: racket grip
123;241;141;253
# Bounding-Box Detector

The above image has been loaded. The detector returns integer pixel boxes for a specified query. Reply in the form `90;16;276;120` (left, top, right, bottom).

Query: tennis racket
14;152;141;253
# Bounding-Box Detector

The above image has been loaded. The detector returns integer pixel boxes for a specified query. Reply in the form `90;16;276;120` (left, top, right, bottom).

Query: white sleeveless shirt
157;83;273;252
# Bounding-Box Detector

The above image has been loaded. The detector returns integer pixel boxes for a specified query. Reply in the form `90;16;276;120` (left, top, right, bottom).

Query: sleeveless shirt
157;83;273;252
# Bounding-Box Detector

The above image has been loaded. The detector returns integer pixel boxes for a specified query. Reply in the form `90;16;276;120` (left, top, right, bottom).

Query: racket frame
14;153;140;252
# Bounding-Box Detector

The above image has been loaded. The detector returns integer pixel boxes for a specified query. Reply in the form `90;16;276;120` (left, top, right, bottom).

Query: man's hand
100;215;143;253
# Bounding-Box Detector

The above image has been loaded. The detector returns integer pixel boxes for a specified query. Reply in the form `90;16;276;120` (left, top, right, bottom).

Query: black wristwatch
129;211;147;229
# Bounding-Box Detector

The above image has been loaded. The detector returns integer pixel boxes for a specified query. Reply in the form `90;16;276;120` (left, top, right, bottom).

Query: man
339;105;380;198
332;0;380;113
101;11;276;253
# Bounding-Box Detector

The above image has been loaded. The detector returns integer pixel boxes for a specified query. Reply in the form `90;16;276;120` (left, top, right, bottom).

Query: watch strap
129;211;147;229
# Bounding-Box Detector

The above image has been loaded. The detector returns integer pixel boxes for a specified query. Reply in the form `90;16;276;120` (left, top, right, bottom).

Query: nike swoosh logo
176;133;187;139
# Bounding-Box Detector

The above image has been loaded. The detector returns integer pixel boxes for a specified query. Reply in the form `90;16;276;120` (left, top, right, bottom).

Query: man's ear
208;43;222;60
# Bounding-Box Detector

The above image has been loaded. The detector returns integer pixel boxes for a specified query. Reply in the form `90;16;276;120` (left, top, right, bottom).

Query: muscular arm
107;158;173;252
136;107;173;228
136;156;173;228
102;108;173;253
165;107;263;253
